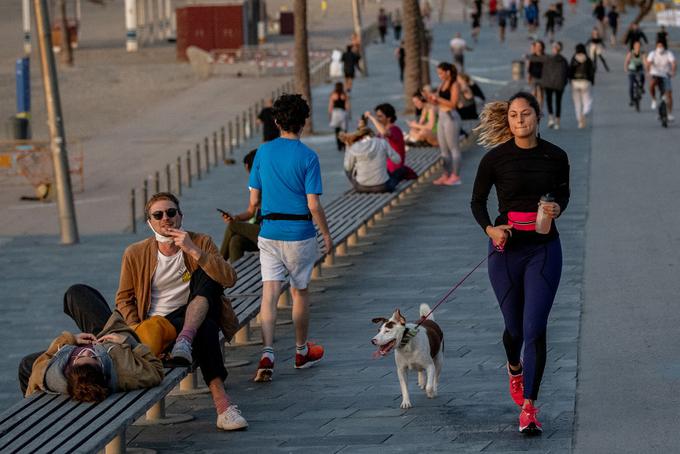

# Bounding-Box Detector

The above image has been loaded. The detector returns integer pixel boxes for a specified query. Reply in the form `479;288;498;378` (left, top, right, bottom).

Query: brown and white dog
371;304;444;409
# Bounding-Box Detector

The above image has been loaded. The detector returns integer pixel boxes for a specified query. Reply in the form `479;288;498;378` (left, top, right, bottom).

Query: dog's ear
371;317;387;324
395;309;406;325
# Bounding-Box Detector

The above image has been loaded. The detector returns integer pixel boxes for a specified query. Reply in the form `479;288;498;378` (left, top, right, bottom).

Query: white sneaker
216;405;248;431
651;99;657;110
668;114;675;122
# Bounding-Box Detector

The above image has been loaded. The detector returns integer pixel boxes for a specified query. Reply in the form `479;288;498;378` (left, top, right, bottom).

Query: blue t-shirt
248;137;323;241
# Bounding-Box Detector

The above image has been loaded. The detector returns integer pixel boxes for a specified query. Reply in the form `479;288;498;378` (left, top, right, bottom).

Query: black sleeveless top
333;95;346;109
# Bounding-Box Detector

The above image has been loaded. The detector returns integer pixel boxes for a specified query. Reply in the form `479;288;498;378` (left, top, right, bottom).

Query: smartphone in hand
216;208;231;218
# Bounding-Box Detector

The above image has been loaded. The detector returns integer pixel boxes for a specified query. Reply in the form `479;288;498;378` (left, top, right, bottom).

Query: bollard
228;121;234;155
176;157;182;195
248;107;254;137
154;171;160;193
203;137;210;174
142;179;148;219
213;131;218;166
196;144;202;180
236;116;241;147
242;111;248;139
220;127;226;161
166;164;171;192
186;150;192;188
130;188;137;234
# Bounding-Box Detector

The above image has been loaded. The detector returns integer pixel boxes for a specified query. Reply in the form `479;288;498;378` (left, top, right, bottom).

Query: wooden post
228;121;234;155
165;164;171;192
154;171;160;193
176;157;182;195
195;144;202;180
186;150;192;187
213;131;218;166
220;127;226;161
203;137;210;174
130;188;136;234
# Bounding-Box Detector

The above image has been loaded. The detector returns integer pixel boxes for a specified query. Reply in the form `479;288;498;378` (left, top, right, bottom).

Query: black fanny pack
262;212;313;221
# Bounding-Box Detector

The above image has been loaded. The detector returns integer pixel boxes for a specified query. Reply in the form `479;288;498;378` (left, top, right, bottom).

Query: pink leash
415;250;498;328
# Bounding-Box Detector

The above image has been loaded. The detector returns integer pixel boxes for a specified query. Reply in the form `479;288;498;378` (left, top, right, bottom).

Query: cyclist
624;40;645;108
646;38;677;121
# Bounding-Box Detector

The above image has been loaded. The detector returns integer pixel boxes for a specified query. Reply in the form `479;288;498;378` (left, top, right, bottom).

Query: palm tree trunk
58;0;73;66
403;0;422;112
351;0;368;76
294;0;313;134
418;14;430;87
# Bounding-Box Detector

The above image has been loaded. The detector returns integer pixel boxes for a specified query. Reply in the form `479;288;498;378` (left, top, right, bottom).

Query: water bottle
535;194;554;234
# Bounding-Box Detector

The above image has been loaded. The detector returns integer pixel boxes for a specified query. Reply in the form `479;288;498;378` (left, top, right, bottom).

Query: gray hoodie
344;137;402;187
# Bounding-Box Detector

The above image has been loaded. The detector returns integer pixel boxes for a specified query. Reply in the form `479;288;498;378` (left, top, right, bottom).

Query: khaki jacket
114;232;239;340
26;311;164;397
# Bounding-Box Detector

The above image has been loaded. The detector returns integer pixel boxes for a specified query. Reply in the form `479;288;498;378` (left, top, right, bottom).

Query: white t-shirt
647;49;675;77
450;37;466;55
148;250;191;317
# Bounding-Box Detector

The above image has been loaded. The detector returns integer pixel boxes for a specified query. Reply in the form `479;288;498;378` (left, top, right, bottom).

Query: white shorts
258;237;319;289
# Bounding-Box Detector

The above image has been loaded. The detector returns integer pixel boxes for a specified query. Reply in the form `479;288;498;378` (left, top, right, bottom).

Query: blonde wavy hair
473;92;541;149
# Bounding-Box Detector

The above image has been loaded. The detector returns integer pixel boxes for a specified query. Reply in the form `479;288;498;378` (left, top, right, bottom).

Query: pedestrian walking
607;5;619;46
246;94;332;383
396;41;406;82
450;32;472;71
341;45;362;92
569;43;595;128
544;4;559;42
592;0;605;34
624;22;648;50
471;91;570;435
527;40;547;109
378;8;388;43
541;41;569;129
587;28;610;72
328;82;350;151
393;9;403;41
430;62;463;186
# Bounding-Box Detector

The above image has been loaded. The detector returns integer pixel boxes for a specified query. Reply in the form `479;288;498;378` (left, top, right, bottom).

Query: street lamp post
33;0;79;244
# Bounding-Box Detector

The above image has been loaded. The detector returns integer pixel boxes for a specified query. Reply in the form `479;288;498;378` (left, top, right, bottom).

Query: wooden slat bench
0;367;188;454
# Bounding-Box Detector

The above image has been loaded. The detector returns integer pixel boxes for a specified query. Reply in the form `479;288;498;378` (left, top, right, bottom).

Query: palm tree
418;11;430;87
294;0;313;134
403;0;423;112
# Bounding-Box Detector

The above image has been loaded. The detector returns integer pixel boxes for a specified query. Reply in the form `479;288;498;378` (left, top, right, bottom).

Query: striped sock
261;346;274;362
209;381;231;415
296;343;308;357
177;327;197;345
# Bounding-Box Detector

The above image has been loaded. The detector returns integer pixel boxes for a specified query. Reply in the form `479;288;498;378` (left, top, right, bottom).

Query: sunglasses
150;208;178;220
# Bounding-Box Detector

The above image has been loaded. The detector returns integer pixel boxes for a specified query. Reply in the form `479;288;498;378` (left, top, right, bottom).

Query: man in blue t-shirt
243;94;332;382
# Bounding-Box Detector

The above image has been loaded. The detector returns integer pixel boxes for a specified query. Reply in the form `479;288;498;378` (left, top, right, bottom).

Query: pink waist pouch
507;211;537;231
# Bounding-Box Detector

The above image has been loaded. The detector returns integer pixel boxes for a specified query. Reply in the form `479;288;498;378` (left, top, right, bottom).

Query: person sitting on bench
342;127;403;193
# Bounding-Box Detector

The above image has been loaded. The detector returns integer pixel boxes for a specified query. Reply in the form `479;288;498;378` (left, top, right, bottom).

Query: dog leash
415;249;498;329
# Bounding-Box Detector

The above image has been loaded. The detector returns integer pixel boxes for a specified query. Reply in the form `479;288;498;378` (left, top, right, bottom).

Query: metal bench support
135;397;194;425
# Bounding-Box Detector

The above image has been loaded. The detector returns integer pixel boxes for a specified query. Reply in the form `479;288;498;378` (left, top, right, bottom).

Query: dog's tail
419;303;433;321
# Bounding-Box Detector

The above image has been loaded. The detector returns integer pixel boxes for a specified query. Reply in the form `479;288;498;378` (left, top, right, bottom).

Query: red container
176;4;245;61
279;11;294;35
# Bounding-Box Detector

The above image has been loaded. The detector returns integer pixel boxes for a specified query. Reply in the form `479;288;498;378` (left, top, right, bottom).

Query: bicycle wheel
660;100;668;127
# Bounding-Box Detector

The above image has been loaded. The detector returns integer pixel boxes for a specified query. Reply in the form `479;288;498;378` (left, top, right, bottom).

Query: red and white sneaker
253;357;274;382
295;342;324;369
519;403;543;435
507;364;524;407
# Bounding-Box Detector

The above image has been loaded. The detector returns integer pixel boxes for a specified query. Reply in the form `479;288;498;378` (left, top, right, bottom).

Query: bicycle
653;76;669;128
630;72;643;112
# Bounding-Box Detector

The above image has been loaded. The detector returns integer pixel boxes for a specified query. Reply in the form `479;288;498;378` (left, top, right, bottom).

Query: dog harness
399;327;419;347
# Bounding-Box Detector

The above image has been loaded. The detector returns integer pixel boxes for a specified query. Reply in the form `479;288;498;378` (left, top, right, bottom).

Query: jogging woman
430;62;462;186
470;92;570;434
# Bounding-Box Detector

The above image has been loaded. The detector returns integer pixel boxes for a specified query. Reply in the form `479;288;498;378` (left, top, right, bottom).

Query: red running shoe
507;364;525;407
295;342;324;369
519;403;543;435
253;356;274;382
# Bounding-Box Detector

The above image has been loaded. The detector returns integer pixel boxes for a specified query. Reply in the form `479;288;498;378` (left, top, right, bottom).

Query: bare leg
260;281;283;347
290;287;310;346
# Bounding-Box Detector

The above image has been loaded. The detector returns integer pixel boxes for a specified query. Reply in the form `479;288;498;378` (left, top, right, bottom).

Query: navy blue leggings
487;238;562;400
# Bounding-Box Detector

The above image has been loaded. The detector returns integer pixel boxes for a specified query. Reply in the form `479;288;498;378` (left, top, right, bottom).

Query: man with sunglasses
114;191;247;431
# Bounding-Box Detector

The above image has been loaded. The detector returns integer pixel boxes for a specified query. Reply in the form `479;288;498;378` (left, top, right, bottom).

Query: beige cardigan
115;232;239;339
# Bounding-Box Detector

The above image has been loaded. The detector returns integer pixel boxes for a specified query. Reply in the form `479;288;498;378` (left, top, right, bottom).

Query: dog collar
400;327;419;348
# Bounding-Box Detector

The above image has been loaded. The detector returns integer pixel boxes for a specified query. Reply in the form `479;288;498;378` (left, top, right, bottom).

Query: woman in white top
342;128;402;193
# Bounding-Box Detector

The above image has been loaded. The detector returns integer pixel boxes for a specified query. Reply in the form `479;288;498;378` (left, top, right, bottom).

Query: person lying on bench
342;127;402;193
23;304;163;402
